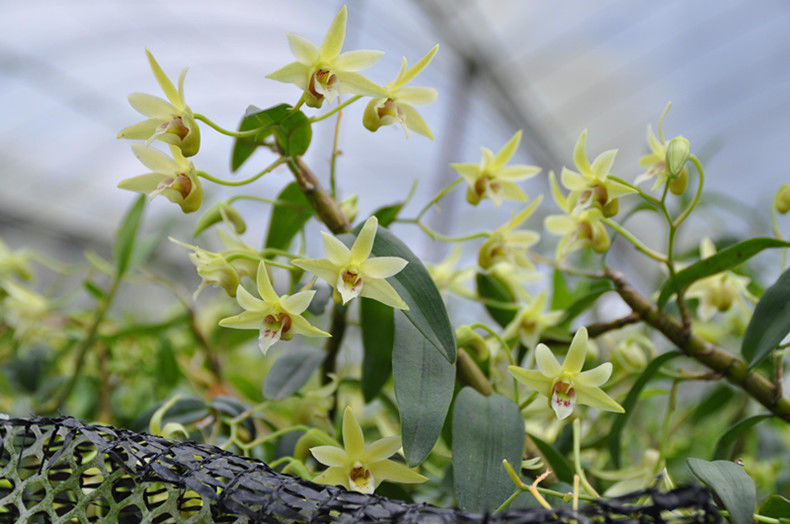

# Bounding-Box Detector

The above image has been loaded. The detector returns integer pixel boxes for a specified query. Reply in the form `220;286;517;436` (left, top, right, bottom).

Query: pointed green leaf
231;104;289;171
266;182;315;251
712;414;772;460
348;225;457;363
360;298;394;402
272;109;312;157
263;347;324;400
658;238;790;308
528;433;574;484
759;495;790;522
393;311;455;466
687;458;755;524
372;202;405;228
452;387;524;512
742;267;790;367
476;272;517;328
114;194;146;277
607;351;682;467
557;279;614;327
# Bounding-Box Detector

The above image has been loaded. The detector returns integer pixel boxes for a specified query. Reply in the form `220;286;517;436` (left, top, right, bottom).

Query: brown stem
539;313;641;346
606;268;790;422
285;157;350;235
457;347;494;396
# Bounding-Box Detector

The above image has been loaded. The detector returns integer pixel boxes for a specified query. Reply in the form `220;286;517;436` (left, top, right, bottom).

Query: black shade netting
0;416;721;523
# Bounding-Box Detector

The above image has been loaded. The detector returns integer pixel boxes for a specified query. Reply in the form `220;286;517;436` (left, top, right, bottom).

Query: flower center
348;462;374;494
550;380;576;420
309;68;338;100
153;173;192;200
158;116;190;140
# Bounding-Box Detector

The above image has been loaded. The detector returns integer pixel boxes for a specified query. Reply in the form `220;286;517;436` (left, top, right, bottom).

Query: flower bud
775;184;790;214
666;135;690;178
669;168;688;195
194;201;247;237
613;340;647;371
602;197;619;218
590;223;611;253
339;194;359;223
189;249;240;298
456;325;489;361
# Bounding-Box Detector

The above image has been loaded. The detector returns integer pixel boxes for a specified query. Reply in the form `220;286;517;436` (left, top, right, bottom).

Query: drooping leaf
271;109;312;157
452;387;524;512
658;237;790;308
231;104;290;172
131;396;208;433
759;495;790;522
712;414;772;460
687;458;755;524
263;347;324;400
557;279;615;326
607;351;683;467
360;298;394;402
528;433;574;484
742;267;790;367
266;182;314;251
83;280;105;301
372;202;406;228
476;272;517;328
393;311;455;466
691;385;736;421
348;224;457;363
114;194;146;277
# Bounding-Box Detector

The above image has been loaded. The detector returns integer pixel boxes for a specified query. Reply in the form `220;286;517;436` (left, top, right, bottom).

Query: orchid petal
396;86;437;106
493;131;522;170
128;93;174;119
280;289;315;315
576;362;613;387
286;33;319;65
575;384;624;413
146;49;180;105
118;119;160;140
535;344;563;377
400;103;434;139
131;144;178;173
312;466;348;488
334;49;384;71
368;460;427;485
218;310;263;330
508;366;553;397
361;257;407;279
256;262;280;303
450;163;481;182
342;406;365;458
310;445;348;467
290;314;331;338
335;70;386;97
573;130;592;174
591;149;618;178
292;258;339;287
359;278;408;310
351;216;378;263
319;6;347;59
397;44;439;87
118;173;167;193
322;232;351;265
564;327;588;374
266;62;310;90
364;436;401;462
236;284;265;311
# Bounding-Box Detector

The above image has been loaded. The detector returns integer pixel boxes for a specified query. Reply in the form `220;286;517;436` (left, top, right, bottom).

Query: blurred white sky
1;0;789;277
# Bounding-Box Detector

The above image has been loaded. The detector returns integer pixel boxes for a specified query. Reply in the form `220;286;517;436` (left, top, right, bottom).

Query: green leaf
691;385;735;421
393;311;455;466
759;495;790;522
607;351;682;467
452;387;524;512
263;347;324;400
156;339;181;386
687;458;755;524
114;194;146;277
131;396;208;433
742;267;790;367
658;237;790;308
476;272;517;328
551;269;574;310
231;104;289;172
712;414;772;460
83;280;105;301
372;202;405;228
271;109;312;157
528;433;574;484
265;182;314;251
360;298;394;402
349;224;457;363
557;279;614;326
194;200;246;237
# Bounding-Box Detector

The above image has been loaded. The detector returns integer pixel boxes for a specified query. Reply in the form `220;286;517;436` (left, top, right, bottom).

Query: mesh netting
0;416;720;523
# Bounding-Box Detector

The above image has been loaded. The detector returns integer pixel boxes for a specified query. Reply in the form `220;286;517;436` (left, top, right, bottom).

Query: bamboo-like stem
606;268;790;422
285;157;350;234
457;348;494;396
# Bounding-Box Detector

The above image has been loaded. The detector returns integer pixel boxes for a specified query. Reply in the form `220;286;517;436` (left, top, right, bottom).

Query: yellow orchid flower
118;144;203;213
118;50;200;157
634;106;689;195
363;45;439;139
427;245;474;298
310;406;427;493
478;196;542;270
560;130;635;217
544;172;610;259
451;130;541;207
508;327;624;420
218;261;329;354
685;238;755;321
267;6;385;108
501;291;563;350
0;237;32;282
0;279;49;341
169;237;240;299
293;216;408;309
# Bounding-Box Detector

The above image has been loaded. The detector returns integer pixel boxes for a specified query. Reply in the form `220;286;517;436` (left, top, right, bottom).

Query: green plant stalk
416;177;464;220
198;157;286;187
310;95;362;123
602;218;667;263
49;277;121;412
285;157;350;235
456;348;493;396
606;268;790;422
194;113;264;138
572;418;599;497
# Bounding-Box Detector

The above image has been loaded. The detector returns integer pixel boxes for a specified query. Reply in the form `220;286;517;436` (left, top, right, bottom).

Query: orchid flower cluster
4;4;790;517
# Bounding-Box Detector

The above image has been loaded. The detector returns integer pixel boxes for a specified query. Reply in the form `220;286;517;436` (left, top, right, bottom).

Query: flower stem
405;219;489;242
416;177;464;220
672;155;705;228
194;113;262;138
601;218;667;262
572;418;599;497
329;99;344;199
197;158;286;187
310;95;362;123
